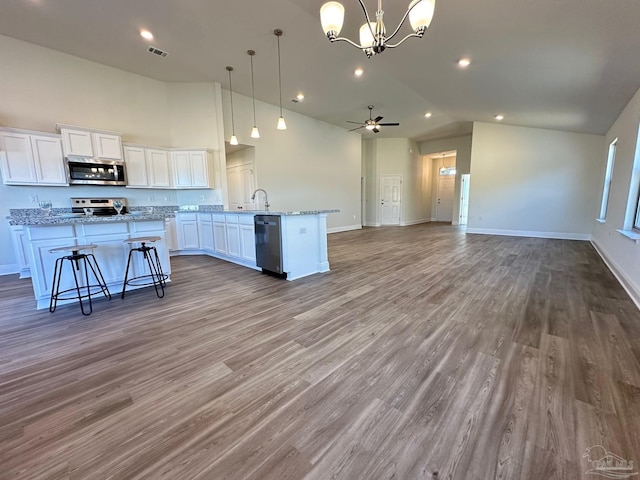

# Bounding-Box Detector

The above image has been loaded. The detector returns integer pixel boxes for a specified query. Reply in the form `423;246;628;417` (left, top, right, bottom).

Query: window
598;138;617;221
439;166;457;176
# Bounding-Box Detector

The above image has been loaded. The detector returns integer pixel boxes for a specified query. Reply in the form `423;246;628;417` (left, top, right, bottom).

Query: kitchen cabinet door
31;136;67;185
213;221;227;255
226;223;241;259
172;151;192;188
61;128;93;157
147;149;172;188
189;151;209;188
92;133;123;160
239;224;256;264
123;146;148;187
199;220;214;252
176;214;200;250
165;218;178;252
0;132;38;184
11;226;30;278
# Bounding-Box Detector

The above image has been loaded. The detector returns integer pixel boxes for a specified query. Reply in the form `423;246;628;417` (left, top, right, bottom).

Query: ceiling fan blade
374;116;384;122
349;126;365;132
372;127;380;133
378;122;400;126
346;121;364;125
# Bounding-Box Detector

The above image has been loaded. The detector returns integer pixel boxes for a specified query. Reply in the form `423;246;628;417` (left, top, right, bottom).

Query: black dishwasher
254;215;285;278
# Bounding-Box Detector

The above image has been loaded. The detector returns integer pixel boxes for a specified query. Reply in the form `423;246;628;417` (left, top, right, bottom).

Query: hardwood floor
1;223;639;479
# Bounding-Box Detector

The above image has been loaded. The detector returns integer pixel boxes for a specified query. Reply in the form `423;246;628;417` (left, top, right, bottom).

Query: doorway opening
431;151;457;223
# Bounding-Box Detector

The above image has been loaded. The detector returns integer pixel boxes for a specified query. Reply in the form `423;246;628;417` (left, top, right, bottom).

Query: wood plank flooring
1;223;640;479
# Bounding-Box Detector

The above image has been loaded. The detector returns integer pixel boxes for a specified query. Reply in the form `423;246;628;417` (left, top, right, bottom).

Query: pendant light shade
275;29;287;131
226;66;239;146
248;50;260;139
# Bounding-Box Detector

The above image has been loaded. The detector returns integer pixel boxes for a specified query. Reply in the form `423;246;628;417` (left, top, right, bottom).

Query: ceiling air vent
147;46;168;58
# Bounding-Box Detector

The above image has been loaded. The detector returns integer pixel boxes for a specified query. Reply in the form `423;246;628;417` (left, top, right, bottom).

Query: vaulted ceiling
1;0;639;141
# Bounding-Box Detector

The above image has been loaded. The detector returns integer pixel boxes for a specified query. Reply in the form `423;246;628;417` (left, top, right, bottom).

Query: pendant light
226;66;239;146
248;50;260;139
274;29;287;130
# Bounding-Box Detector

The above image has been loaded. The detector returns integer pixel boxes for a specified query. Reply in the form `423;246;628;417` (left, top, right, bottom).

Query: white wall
220;90;362;232
419;134;472;225
467;122;604;239
361;138;431;226
591;86;640;306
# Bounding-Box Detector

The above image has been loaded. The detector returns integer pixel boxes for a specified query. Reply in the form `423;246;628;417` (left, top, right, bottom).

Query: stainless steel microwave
66;158;127;186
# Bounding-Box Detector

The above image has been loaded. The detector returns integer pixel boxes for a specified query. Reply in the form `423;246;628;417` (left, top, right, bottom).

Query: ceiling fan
347;105;400;133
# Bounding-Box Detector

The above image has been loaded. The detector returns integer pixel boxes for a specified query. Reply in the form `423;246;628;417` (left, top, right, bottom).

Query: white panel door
226;224;241;258
213;221;227;255
459;174;471;226
436;175;456;222
61;129;93;157
380;175;402;225
172;152;192;187
92;133;122;160
240;224;256;263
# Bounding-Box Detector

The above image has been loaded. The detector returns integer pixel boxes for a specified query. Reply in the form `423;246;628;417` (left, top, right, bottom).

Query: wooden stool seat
123;236;161;244
49;244;98;254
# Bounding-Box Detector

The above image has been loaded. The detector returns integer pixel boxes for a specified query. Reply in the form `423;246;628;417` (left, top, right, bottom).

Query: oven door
67;159;127;185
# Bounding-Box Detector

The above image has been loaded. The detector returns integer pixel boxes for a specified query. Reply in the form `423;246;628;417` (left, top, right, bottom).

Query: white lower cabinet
198;214;214;252
165;218;178;252
239;216;257;263
176;213;200;250
11;226;30;278
173;213;256;268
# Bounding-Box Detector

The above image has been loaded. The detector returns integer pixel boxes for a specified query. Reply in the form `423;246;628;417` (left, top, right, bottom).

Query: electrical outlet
29;194;38;203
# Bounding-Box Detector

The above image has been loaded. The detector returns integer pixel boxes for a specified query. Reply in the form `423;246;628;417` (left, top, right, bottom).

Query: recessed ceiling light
296;93;305;101
354;68;364;77
458;58;471;68
424;112;432;118
495;114;504;121
140;30;154;41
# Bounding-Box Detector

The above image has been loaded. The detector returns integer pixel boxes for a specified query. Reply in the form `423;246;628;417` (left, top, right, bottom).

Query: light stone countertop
9;212;172;226
191;209;340;216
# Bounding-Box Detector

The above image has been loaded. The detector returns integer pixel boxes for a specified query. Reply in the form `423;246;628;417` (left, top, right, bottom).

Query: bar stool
49;244;112;316
121;236;167;299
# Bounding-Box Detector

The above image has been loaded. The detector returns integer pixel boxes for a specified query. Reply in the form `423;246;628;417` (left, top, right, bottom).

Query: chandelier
320;0;435;58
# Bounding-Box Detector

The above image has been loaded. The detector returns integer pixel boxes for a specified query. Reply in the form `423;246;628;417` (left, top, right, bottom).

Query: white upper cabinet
91;132;123;160
58;125;123;160
0;129;67;186
60;128;93;157
171;149;215;189
123;145;172;188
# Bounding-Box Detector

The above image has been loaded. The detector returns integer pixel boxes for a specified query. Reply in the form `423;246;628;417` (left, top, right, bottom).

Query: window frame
598;138;617;222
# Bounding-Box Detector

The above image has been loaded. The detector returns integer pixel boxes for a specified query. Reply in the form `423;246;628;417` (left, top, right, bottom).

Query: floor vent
147;46;168;58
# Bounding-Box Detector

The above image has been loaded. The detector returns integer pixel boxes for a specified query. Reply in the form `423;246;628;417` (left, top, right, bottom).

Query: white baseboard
465;228;591;241
400;218;431;226
363;222;381;227
591;238;640;311
0;264;19;276
328;224;362;234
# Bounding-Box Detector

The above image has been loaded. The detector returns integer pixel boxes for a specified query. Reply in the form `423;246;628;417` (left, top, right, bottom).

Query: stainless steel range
71;197;128;216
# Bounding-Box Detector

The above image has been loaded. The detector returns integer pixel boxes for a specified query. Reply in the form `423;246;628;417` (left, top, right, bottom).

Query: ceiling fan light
321;2;345;36
409;0;435;31
359;23;375;48
229;134;239;146
365;124;376;130
277;116;287;130
251;126;260;138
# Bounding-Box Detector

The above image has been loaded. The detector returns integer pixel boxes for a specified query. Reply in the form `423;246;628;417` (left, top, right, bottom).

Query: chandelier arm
385;32;423;48
331;36;367;50
385;3;418;42
357;0;375;37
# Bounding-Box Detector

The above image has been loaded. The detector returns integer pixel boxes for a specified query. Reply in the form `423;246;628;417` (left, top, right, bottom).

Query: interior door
436;175;455;222
227;163;255;211
459;174;470;225
380;175;402;225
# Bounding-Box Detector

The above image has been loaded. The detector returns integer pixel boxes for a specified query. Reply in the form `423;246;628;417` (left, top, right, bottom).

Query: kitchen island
12;214;170;310
174;209;339;281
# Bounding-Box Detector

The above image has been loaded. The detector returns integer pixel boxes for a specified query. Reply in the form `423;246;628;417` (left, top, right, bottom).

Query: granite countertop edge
9;213;172;226
192;209;341;216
